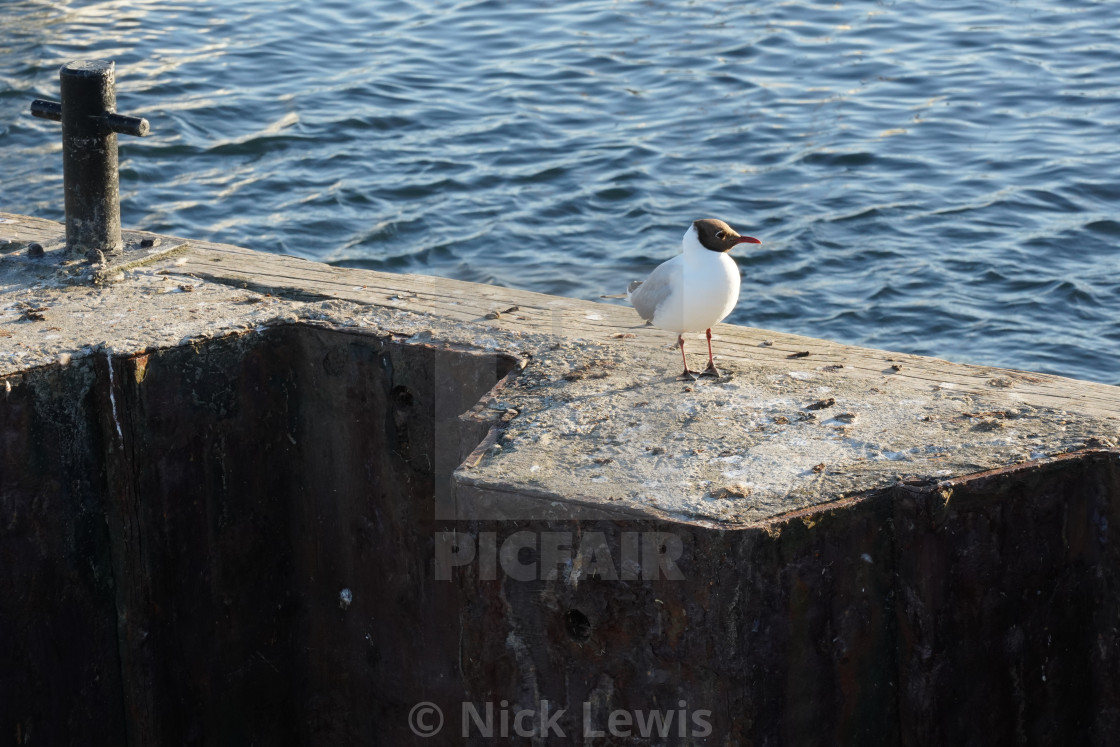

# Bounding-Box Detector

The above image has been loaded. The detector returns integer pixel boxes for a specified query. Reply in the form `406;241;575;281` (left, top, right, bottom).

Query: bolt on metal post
31;60;150;258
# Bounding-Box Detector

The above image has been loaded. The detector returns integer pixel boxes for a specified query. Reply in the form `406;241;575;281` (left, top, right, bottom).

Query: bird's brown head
693;218;762;253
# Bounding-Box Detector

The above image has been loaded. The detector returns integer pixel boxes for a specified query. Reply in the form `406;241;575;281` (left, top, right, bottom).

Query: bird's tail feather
601;280;643;300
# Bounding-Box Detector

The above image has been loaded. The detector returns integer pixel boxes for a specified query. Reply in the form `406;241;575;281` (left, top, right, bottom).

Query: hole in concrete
565;609;592;642
0;323;520;745
391;384;414;408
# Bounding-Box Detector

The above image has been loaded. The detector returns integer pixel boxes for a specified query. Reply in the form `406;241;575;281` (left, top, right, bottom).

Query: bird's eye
716;231;726;240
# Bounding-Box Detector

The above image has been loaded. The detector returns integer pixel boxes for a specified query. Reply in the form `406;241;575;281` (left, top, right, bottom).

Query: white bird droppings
106;349;124;444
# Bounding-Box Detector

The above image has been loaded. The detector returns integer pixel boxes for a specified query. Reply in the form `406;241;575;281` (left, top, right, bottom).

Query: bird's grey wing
628;261;677;322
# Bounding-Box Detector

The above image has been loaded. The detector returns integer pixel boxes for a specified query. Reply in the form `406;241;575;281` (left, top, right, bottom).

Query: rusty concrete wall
447;498;899;745
0;359;125;746
453;452;1119;745
1;326;515;745
1;324;1117;745
893;452;1120;746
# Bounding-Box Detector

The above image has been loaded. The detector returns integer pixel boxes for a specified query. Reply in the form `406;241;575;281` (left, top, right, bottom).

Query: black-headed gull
605;219;761;380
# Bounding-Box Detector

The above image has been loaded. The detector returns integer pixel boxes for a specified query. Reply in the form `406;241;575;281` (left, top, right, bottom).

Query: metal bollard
31;60;149;257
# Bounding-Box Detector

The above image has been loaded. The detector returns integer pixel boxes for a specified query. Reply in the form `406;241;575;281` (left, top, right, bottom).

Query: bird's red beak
736;236;762;244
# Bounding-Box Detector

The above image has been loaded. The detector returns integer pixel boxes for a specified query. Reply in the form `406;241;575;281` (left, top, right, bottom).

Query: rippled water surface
2;0;1118;383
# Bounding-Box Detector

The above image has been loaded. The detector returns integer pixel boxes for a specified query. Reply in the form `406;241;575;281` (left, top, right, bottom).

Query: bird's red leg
676;335;697;381
700;328;721;378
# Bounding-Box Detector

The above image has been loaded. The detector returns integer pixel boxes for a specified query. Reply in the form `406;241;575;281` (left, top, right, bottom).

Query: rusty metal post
30;60;149;257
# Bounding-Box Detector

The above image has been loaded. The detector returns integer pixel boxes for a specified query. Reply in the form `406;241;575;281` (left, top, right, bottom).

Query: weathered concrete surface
458;348;1117;523
2;211;1119;745
2;212;1117;524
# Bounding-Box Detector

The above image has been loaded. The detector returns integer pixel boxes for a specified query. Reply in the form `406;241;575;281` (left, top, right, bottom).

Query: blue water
2;0;1118;384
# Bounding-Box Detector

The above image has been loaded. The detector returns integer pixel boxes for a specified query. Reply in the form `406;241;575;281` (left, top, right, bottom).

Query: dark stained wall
0;325;1116;746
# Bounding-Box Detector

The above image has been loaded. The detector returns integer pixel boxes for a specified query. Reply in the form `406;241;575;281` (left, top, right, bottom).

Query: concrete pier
1;211;1118;744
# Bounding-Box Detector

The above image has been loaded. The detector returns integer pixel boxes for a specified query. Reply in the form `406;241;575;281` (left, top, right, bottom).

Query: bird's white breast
651;251;741;333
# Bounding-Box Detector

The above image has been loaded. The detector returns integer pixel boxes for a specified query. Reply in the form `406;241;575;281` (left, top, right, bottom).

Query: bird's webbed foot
699;362;722;379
